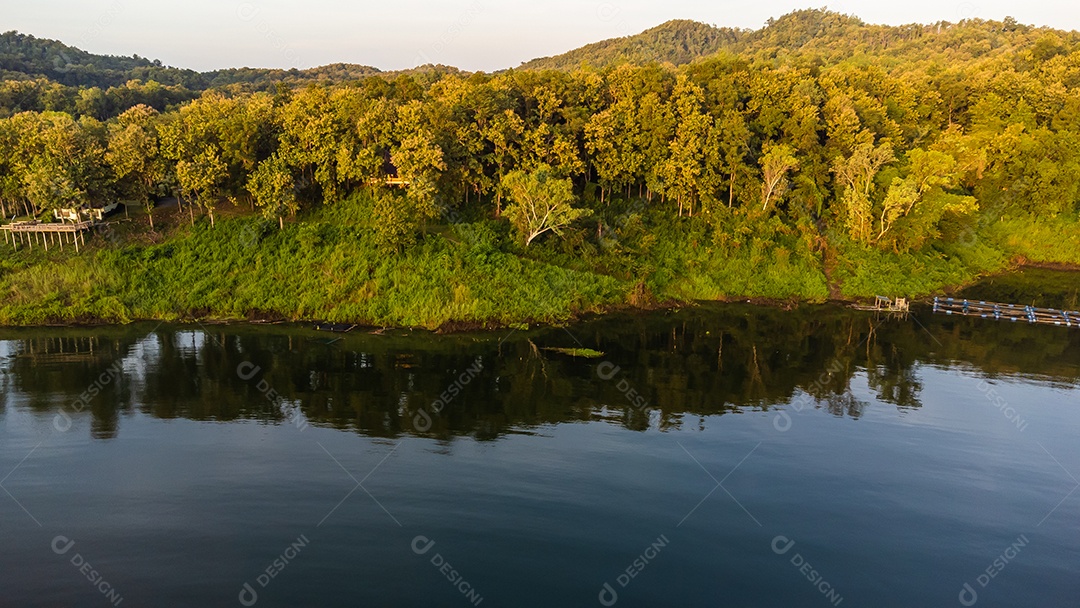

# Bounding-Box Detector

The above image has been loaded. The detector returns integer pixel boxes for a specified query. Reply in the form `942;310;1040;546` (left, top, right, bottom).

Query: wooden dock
1;220;93;252
853;296;910;314
933;297;1080;328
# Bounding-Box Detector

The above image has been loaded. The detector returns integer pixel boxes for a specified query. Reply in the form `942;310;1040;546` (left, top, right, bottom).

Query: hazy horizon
5;0;1079;73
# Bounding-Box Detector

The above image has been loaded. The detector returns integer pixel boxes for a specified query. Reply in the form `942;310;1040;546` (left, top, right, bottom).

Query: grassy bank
832;215;1080;298
0;199;627;328
0;196;1075;329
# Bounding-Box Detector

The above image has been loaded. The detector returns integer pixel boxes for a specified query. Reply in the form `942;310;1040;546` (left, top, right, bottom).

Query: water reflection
2;296;1077;441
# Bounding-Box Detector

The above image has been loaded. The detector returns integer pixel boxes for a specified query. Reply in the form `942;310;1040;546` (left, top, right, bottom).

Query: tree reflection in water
1;298;1077;442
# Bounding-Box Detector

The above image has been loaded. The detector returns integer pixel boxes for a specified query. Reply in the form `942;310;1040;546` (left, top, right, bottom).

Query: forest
0;10;1078;328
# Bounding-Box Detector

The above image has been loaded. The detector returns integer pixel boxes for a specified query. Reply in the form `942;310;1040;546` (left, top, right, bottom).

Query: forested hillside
520;10;1080;70
1;9;1078;328
519;20;742;70
0;31;385;120
0;30;385;89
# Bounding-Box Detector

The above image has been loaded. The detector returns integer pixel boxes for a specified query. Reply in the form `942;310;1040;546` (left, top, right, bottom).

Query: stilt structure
1;220;93;253
853;296;910;315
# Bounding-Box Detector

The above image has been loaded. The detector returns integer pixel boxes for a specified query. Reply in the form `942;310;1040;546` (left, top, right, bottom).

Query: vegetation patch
1;10;1079;326
542;347;606;358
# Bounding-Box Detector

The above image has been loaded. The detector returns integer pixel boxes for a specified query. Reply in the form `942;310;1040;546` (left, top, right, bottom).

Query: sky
4;0;1078;73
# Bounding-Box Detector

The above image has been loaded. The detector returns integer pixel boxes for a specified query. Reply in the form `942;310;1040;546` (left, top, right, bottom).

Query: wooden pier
933;297;1080;328
853;296;910;314
1;220;93;252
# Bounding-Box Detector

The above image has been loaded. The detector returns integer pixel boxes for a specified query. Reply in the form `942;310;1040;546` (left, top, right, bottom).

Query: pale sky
4;0;1078;73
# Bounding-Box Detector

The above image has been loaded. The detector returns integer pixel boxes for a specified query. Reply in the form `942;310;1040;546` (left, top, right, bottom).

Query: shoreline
4;263;1075;333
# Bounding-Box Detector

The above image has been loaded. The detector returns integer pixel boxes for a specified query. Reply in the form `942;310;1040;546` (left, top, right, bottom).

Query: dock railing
1;220;95;252
933;297;1079;328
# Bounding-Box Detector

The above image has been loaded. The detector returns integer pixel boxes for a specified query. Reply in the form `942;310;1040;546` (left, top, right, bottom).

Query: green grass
647;212;830;302
833;238;1007;298
985;215;1080;266
833;214;1079;299
0;194;1076;328
0;196;628;328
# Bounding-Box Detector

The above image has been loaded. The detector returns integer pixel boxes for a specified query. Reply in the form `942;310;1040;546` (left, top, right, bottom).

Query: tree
247;153;298;229
278;86;363;205
759;143;799;212
710;112;751;208
584;66;650;204
832;139;895;242
371;191;420;253
392;100;447;223
107;105;164;228
175;148;226;226
502;165;590;246
74;87;108;120
482;108;525;216
659;75;709;216
346;96;397;188
16;112;110;217
876;148;977;250
584;105;628;205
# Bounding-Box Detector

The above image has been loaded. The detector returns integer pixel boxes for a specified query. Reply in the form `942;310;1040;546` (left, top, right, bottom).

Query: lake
2;269;1078;607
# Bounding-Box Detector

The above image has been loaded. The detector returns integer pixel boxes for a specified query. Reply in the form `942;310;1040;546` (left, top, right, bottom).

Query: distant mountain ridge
518;9;1078;70
3;9;1079;90
0;30;382;90
518;20;744;70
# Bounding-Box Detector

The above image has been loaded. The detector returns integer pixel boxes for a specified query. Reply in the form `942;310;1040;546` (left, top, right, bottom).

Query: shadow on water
1;272;1077;441
953;267;1080;310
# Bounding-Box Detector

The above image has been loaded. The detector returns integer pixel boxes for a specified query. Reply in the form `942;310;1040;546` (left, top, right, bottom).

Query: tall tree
759;143;799;212
247;153;298;229
175;148;226;226
832;139;895;242
502;165;590;246
107;105;164;228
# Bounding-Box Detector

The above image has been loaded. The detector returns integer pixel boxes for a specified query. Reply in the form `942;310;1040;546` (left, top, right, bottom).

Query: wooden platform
933;297;1079;328
1;220;94;252
853;296;910;314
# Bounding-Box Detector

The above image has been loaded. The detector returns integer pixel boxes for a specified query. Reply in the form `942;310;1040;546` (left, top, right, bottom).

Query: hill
518;20;743;70
0;30;382;91
0;31;204;88
517;9;1080;71
6;10;1079;90
202;63;383;89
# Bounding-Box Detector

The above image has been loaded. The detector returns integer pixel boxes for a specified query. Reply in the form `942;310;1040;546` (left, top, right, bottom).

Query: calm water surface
2;271;1079;607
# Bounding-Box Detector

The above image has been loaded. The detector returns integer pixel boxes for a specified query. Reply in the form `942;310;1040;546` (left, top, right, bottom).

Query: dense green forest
1;9;1078;328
